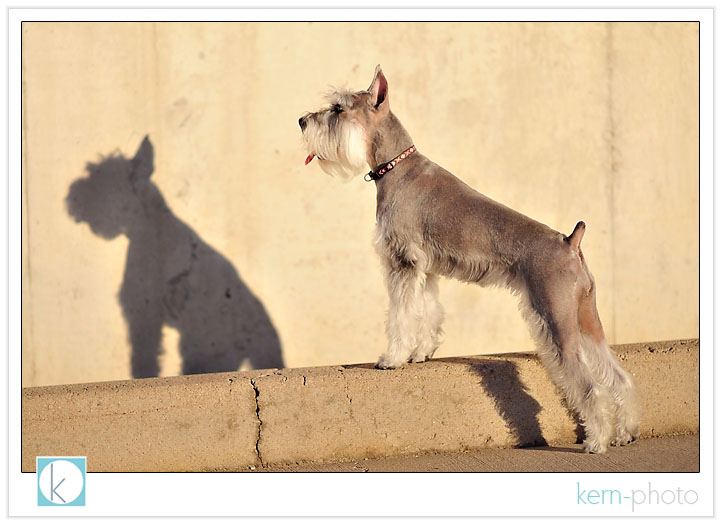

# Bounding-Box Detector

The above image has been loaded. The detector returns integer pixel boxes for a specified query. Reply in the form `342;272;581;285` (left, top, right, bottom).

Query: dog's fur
299;66;639;453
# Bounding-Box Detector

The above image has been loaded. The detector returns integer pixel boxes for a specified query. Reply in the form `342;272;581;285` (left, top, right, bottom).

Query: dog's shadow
437;356;559;448
461;356;585;450
66;135;284;378
469;358;549;448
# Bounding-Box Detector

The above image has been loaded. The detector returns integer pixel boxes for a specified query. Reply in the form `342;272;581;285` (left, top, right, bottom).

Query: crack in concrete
250;378;264;467
338;369;354;421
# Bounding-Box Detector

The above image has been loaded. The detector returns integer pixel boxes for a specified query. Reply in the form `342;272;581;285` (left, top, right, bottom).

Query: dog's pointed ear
368;64;389;110
132;135;154;180
566;221;586;249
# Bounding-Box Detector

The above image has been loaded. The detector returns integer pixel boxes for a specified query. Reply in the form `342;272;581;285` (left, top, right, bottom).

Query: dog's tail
565;220;586;250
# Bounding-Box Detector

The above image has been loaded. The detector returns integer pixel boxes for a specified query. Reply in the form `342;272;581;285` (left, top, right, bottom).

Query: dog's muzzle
298;114;318;165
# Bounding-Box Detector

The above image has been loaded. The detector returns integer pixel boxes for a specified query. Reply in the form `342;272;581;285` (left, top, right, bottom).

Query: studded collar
364;145;417;182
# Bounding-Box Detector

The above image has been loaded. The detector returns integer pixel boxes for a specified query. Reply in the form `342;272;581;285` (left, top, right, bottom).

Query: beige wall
21;22;699;387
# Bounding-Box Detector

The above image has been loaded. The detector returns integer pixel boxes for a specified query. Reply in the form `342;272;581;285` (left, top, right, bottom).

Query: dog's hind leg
580;336;640;447
539;313;614;453
409;273;444;363
577;278;640;446
522;266;614;453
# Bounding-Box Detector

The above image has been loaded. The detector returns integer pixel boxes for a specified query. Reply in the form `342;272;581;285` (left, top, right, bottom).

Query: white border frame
7;5;714;519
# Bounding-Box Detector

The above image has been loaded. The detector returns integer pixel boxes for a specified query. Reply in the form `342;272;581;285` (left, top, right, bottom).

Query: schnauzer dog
299;66;639;453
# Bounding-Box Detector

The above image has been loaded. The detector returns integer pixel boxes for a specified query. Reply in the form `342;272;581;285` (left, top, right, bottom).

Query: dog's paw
611;429;631;447
611;432;639;447
583;439;608;454
375;356;405;369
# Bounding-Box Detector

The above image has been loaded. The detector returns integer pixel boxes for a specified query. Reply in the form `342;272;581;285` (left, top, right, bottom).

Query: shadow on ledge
468;359;549;448
436;356;549;447
66;135;284;378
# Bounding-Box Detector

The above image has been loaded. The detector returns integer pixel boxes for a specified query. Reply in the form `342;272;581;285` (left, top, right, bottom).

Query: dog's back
376;152;568;285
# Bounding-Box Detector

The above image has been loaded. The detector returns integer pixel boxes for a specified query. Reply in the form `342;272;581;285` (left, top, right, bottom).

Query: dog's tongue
305;153;316;165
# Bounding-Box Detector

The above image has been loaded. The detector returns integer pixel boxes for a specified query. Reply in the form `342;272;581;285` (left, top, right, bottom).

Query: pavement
257;434;699;473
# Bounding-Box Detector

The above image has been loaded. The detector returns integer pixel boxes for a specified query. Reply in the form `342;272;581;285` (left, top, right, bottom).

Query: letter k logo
49;463;66;503
37;458;86;506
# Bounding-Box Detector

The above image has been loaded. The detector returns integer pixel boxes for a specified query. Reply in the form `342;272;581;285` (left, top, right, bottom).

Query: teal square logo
37;457;86;506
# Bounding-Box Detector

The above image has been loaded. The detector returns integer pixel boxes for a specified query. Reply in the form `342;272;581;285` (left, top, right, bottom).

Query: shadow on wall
66;136;284;378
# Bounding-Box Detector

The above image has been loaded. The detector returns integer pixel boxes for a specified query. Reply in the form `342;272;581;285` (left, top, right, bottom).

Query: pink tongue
305;153;315;165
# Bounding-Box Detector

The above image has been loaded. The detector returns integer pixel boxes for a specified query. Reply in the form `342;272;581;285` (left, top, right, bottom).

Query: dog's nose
298;116;307;131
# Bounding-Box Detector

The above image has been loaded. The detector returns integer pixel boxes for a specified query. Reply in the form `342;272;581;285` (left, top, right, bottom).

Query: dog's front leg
409;273;444;363
377;265;428;369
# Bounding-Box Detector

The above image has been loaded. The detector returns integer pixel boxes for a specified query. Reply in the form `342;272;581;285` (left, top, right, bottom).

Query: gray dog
299;66;639;453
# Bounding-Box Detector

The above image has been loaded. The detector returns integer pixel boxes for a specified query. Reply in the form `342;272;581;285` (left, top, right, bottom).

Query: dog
298;66;639;453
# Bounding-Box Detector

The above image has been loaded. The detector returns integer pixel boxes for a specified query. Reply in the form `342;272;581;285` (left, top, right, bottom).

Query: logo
37;457;86;506
576;482;699;512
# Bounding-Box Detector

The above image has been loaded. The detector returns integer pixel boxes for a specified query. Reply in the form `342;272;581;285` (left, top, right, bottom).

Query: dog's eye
332;104;343;114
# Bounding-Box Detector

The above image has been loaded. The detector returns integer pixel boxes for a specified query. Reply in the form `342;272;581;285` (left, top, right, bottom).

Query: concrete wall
21;22;699;387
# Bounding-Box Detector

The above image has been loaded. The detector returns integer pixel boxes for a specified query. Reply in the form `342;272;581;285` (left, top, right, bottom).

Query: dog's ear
368;64;389;110
132;135;154;180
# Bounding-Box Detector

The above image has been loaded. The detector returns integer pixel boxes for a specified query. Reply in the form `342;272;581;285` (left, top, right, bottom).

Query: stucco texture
21;22;699;386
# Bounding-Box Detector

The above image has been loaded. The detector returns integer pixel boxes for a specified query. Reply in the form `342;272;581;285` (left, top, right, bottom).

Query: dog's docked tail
565;221;586;250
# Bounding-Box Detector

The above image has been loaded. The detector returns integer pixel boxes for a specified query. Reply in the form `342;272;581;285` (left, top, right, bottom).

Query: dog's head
298;65;390;181
66;136;156;239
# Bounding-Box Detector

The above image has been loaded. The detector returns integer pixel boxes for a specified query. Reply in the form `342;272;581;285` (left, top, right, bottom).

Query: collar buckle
364;145;416;183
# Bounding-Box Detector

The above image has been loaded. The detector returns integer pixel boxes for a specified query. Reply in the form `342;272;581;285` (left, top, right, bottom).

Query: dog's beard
303;118;368;182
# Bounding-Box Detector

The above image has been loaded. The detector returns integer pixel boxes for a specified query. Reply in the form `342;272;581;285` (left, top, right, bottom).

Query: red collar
364;145;417;182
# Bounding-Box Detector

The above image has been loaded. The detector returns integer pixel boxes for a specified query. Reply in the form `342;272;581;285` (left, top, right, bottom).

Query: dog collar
364;145;417;182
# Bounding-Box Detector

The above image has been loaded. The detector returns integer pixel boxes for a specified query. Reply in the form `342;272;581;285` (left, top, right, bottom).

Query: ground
255;434;699;473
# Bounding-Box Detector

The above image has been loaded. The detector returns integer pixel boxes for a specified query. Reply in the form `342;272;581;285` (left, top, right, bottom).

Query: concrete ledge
22;339;699;472
22;372;259;472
